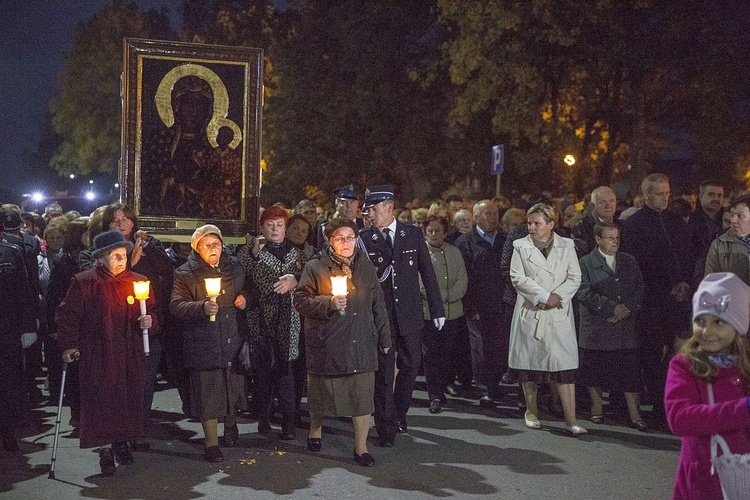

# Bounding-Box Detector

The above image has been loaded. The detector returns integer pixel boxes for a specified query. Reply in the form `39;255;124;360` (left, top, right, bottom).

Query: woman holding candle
239;205;307;440
294;218;391;466
170;224;248;463
102;203;175;450
56;230;156;476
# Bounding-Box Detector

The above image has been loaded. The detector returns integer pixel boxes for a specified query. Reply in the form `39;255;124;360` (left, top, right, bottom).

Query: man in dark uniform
316;184;365;250
360;185;445;447
1;207;41;404
0;217;38;451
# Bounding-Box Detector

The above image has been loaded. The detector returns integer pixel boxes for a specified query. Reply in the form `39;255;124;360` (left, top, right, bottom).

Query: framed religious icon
121;38;263;241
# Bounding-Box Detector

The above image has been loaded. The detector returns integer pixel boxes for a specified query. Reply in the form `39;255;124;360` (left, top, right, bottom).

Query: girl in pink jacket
665;272;750;499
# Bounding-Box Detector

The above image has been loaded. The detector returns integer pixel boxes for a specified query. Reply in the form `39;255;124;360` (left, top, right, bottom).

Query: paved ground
1;380;680;499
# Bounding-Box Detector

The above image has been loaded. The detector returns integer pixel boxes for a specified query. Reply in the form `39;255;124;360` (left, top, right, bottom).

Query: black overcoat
170;250;246;371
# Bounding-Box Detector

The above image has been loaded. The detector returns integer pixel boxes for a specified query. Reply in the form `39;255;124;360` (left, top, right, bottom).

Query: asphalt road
1;379;680;499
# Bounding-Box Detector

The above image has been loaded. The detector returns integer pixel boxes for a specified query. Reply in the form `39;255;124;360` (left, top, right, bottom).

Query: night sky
0;0;179;202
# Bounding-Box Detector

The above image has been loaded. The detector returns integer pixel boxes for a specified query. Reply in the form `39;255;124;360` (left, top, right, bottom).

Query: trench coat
508;234;581;372
56;265;158;448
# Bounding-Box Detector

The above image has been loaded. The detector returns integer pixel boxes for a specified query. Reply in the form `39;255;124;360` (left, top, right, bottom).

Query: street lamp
563;154;576;166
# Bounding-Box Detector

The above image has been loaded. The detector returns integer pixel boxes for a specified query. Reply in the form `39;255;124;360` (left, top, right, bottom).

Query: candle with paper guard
204;277;222;322
133;281;150;356
330;275;348;316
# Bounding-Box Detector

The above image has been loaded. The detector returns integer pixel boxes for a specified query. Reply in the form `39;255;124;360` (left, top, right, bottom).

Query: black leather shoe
204;445;224;463
353;449;375;467
113;441;133;465
306;437;322;452
429;399;442;414
396;420;408;433
130;440;150;452
479;396;494;408
99;448;116;476
500;371;517;385
222;425;239;447
280;416;296;440
378;436;395;448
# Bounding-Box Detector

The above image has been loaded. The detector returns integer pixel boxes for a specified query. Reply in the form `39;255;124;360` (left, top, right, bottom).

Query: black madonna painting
121;38;262;237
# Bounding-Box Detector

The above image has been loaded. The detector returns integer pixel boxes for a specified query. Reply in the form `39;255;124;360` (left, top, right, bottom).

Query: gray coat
420;242;468;320
294;249;391;376
704;230;750;285
577;249;644;350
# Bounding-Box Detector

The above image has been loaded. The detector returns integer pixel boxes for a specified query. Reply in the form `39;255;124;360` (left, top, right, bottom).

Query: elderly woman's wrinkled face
197;234;222;267
45;228;65;253
109;209;134;240
595;227;620;256
527;212;554;242
425;220;446;248
103;247;128;276
330;227;357;258
262;218;286;244
286;218;310;246
454;210;473;233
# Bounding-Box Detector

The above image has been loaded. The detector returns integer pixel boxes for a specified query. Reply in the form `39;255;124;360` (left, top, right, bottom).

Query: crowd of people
1;174;749;495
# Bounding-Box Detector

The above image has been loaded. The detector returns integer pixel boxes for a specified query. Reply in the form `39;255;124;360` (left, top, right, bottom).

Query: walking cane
49;352;79;479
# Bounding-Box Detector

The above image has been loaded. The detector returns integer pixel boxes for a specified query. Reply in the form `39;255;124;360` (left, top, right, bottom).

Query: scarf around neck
326;245;355;279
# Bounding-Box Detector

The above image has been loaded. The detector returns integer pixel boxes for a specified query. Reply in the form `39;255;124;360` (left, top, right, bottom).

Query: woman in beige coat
508;203;585;435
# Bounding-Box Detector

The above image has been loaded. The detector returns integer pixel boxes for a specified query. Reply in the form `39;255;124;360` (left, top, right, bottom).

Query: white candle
204;277;222;322
330;275;348;316
133;281;150;356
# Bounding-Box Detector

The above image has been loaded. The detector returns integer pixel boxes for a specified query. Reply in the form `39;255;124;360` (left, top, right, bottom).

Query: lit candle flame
330;275;348;297
133;281;150;300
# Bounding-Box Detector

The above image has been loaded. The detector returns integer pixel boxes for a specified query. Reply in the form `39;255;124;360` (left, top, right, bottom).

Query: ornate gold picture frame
121;38;262;240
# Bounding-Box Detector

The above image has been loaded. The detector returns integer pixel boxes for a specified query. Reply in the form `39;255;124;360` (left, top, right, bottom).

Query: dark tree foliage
438;0;750;195
50;1;174;177
262;1;463;205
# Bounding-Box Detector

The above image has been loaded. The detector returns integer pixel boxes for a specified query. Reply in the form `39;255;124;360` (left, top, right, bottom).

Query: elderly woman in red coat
56;230;156;477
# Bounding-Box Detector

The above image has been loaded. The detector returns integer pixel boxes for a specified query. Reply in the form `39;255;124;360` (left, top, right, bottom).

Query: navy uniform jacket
360;222;444;336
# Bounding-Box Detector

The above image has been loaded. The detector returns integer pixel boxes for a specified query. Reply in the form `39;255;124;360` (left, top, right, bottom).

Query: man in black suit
620;173;693;424
454;200;506;407
360;185;445;447
316;184;365;250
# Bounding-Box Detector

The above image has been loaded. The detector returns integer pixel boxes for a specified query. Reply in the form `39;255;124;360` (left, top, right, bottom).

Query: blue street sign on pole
491;145;504;175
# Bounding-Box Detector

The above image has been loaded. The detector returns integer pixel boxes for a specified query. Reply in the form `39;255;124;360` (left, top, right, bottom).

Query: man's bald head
591;186;616;221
